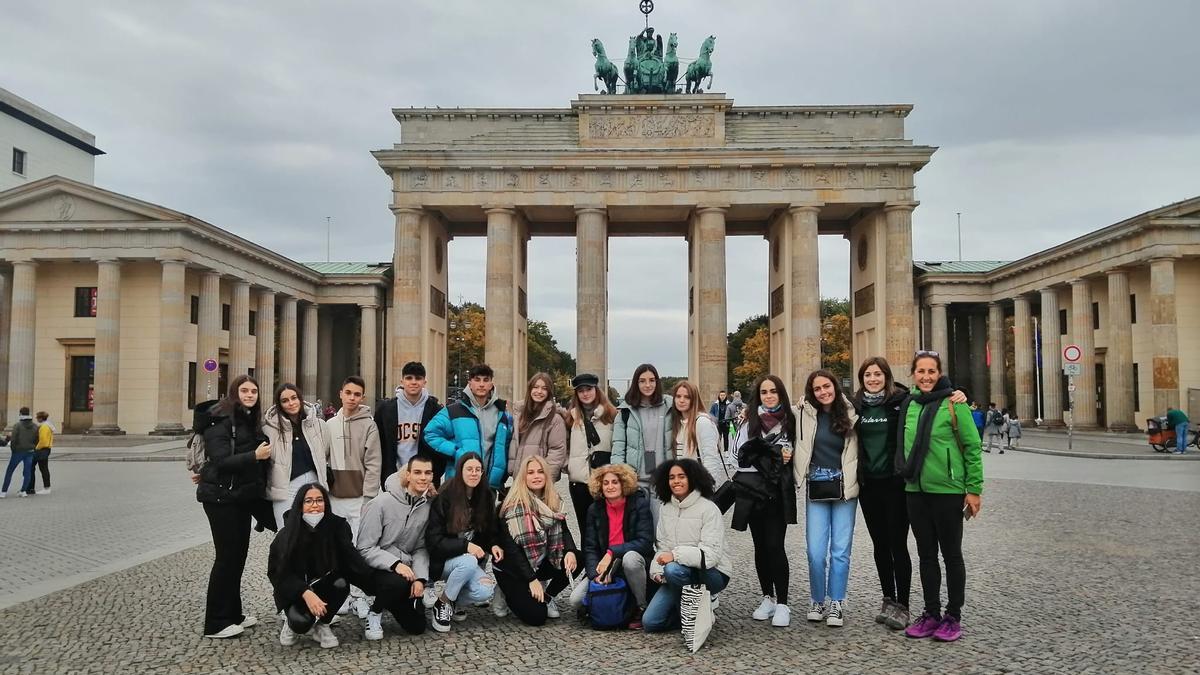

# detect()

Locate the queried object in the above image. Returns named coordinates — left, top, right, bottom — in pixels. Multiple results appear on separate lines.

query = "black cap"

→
left=571, top=373, right=600, bottom=389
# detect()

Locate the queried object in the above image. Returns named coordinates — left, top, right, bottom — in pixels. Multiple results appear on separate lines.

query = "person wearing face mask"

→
left=564, top=373, right=618, bottom=534
left=510, top=372, right=568, bottom=483
left=268, top=483, right=374, bottom=649
left=611, top=363, right=673, bottom=520
left=729, top=374, right=798, bottom=627
left=664, top=380, right=726, bottom=485
left=264, top=383, right=334, bottom=530
left=195, top=375, right=273, bottom=639
left=897, top=351, right=983, bottom=643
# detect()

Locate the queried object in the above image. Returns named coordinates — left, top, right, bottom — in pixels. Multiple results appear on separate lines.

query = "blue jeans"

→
left=1176, top=423, right=1190, bottom=453
left=2, top=451, right=34, bottom=493
left=642, top=561, right=729, bottom=632
left=441, top=553, right=494, bottom=604
left=805, top=497, right=858, bottom=603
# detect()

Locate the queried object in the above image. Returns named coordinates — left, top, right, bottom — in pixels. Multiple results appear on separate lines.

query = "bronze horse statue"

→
left=685, top=35, right=716, bottom=93
left=591, top=38, right=619, bottom=94
left=624, top=35, right=637, bottom=91
left=665, top=32, right=679, bottom=91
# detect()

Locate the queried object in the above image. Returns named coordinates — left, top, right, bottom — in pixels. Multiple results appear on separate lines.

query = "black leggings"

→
left=284, top=576, right=351, bottom=633
left=859, top=476, right=912, bottom=607
left=368, top=570, right=426, bottom=634
left=494, top=559, right=573, bottom=627
left=906, top=491, right=966, bottom=619
left=33, top=449, right=50, bottom=488
left=747, top=505, right=789, bottom=604
left=202, top=502, right=253, bottom=635
left=568, top=481, right=592, bottom=536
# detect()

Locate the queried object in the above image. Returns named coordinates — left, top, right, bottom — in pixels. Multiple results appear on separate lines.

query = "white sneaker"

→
left=0, top=492, right=6, bottom=498
left=364, top=611, right=383, bottom=641
left=545, top=598, right=561, bottom=619
left=492, top=588, right=509, bottom=618
left=423, top=587, right=438, bottom=609
left=336, top=597, right=352, bottom=615
left=17, top=491, right=27, bottom=498
left=239, top=615, right=258, bottom=628
left=771, top=604, right=791, bottom=627
left=278, top=618, right=298, bottom=646
left=352, top=596, right=372, bottom=620
left=752, top=595, right=776, bottom=621
left=311, top=622, right=339, bottom=648
left=826, top=600, right=845, bottom=627
left=204, top=623, right=244, bottom=639
left=38, top=487, right=50, bottom=495
left=806, top=601, right=826, bottom=622
left=452, top=606, right=468, bottom=622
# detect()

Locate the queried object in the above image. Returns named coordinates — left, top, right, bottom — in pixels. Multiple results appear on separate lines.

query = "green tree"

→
left=527, top=319, right=577, bottom=403
left=727, top=314, right=768, bottom=393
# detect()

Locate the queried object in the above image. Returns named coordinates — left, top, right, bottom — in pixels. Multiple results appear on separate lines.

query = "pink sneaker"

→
left=932, top=615, right=962, bottom=642
left=904, top=611, right=941, bottom=638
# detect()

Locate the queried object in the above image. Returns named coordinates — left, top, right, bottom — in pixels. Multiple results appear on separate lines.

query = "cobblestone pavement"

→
left=0, top=461, right=1197, bottom=674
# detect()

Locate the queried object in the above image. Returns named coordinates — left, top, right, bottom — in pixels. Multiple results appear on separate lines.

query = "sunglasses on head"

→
left=914, top=350, right=940, bottom=358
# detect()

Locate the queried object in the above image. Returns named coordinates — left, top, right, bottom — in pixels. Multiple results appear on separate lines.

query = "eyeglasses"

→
left=302, top=498, right=325, bottom=506
left=914, top=350, right=940, bottom=358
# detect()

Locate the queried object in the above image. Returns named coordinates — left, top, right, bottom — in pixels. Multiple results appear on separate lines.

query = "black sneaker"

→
left=432, top=599, right=452, bottom=633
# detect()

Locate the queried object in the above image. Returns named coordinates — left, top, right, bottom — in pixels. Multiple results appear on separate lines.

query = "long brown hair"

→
left=623, top=363, right=663, bottom=407
left=213, top=373, right=262, bottom=428
left=568, top=382, right=617, bottom=427
left=441, top=453, right=497, bottom=535
left=666, top=380, right=701, bottom=458
left=517, top=372, right=555, bottom=437
left=805, top=369, right=853, bottom=436
left=746, top=374, right=796, bottom=441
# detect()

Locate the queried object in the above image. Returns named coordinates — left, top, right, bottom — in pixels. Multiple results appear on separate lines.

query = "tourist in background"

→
left=31, top=411, right=53, bottom=494
left=729, top=374, right=797, bottom=627
left=510, top=372, right=568, bottom=483
left=611, top=363, right=673, bottom=519
left=1, top=406, right=37, bottom=498
left=1166, top=406, right=1190, bottom=454
left=664, top=380, right=726, bottom=483
left=376, top=361, right=446, bottom=486
left=265, top=383, right=333, bottom=530
left=564, top=373, right=617, bottom=533
left=898, top=351, right=984, bottom=643
left=1005, top=410, right=1021, bottom=450
left=708, top=390, right=730, bottom=454
left=983, top=402, right=1005, bottom=454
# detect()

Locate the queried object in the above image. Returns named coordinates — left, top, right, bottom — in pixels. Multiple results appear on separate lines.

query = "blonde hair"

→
left=586, top=463, right=638, bottom=500
left=502, top=454, right=563, bottom=513
left=667, top=380, right=701, bottom=458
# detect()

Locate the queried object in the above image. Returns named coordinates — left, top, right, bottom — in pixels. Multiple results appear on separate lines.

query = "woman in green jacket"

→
left=896, top=351, right=983, bottom=643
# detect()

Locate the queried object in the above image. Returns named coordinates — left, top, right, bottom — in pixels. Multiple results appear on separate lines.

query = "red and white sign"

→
left=1062, top=344, right=1082, bottom=363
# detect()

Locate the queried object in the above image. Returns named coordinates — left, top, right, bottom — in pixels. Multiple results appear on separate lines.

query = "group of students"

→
left=194, top=350, right=983, bottom=648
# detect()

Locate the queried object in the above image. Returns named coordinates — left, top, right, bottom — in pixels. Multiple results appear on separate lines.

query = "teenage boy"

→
left=2, top=407, right=38, bottom=498
left=423, top=364, right=513, bottom=491
left=355, top=453, right=436, bottom=639
left=375, top=362, right=445, bottom=485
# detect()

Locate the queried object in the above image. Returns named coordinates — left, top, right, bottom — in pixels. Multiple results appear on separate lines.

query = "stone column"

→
left=1069, top=279, right=1098, bottom=428
left=1104, top=269, right=1136, bottom=431
left=302, top=302, right=318, bottom=398
left=88, top=260, right=124, bottom=434
left=485, top=207, right=517, bottom=398
left=883, top=202, right=918, bottom=369
left=693, top=206, right=729, bottom=405
left=969, top=312, right=988, bottom=402
left=391, top=207, right=423, bottom=387
left=317, top=308, right=333, bottom=403
left=279, top=297, right=298, bottom=386
left=575, top=206, right=608, bottom=387
left=789, top=205, right=821, bottom=396
left=195, top=271, right=222, bottom=404
left=255, top=291, right=277, bottom=399
left=1039, top=287, right=1063, bottom=425
left=229, top=280, right=252, bottom=376
left=1013, top=295, right=1035, bottom=421
left=1150, top=257, right=1180, bottom=413
left=0, top=269, right=11, bottom=429
left=153, top=260, right=187, bottom=434
left=5, top=262, right=36, bottom=427
left=360, top=304, right=378, bottom=401
left=929, top=303, right=949, bottom=356
left=988, top=302, right=1007, bottom=410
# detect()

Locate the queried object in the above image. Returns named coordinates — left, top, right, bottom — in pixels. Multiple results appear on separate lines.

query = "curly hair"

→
left=586, top=463, right=638, bottom=500
left=652, top=458, right=715, bottom=504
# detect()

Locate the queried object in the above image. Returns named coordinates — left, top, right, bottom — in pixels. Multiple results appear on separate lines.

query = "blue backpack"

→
left=582, top=575, right=635, bottom=630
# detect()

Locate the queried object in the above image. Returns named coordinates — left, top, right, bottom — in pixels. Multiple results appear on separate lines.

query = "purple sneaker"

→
left=932, top=614, right=962, bottom=642
left=904, top=611, right=941, bottom=639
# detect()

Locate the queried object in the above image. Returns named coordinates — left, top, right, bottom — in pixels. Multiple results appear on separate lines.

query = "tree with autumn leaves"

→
left=446, top=302, right=576, bottom=401
left=726, top=298, right=852, bottom=395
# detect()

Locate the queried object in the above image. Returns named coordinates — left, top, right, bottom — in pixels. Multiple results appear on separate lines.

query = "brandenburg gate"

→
left=374, top=90, right=935, bottom=402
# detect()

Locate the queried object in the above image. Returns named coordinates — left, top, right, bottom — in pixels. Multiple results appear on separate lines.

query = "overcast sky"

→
left=4, top=1, right=1198, bottom=379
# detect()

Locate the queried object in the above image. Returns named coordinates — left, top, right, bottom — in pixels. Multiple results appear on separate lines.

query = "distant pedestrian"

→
left=983, top=402, right=1004, bottom=454
left=708, top=390, right=730, bottom=454
left=32, top=411, right=53, bottom=494
left=970, top=403, right=985, bottom=438
left=1005, top=413, right=1022, bottom=449
left=2, top=406, right=38, bottom=498
left=1166, top=407, right=1190, bottom=454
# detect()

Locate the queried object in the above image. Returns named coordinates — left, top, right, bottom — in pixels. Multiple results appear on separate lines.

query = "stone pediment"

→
left=0, top=176, right=184, bottom=224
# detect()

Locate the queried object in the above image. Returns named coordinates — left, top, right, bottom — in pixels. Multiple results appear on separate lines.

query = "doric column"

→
left=1039, top=287, right=1063, bottom=425
left=1013, top=295, right=1035, bottom=421
left=5, top=261, right=36, bottom=427
left=694, top=206, right=729, bottom=405
left=575, top=206, right=608, bottom=387
left=788, top=204, right=821, bottom=396
left=153, top=260, right=187, bottom=434
left=360, top=304, right=378, bottom=401
left=279, top=297, right=298, bottom=386
left=1150, top=257, right=1180, bottom=413
left=0, top=269, right=11, bottom=429
left=1104, top=269, right=1136, bottom=431
left=90, top=259, right=124, bottom=434
left=302, top=302, right=318, bottom=398
left=195, top=271, right=222, bottom=404
left=968, top=312, right=988, bottom=402
left=255, top=291, right=277, bottom=399
left=229, top=280, right=252, bottom=376
left=317, top=309, right=333, bottom=404
left=391, top=207, right=424, bottom=386
left=929, top=303, right=949, bottom=356
left=987, top=302, right=1007, bottom=410
left=883, top=202, right=918, bottom=369
left=1069, top=279, right=1097, bottom=428
left=485, top=207, right=517, bottom=397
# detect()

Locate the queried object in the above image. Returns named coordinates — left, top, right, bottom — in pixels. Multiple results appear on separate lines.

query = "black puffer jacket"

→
left=195, top=401, right=268, bottom=505
left=730, top=433, right=798, bottom=530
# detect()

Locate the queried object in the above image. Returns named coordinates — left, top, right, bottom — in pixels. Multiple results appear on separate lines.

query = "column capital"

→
left=359, top=302, right=379, bottom=310
left=1039, top=285, right=1059, bottom=295
left=95, top=258, right=122, bottom=266
left=483, top=206, right=517, bottom=216
left=155, top=256, right=187, bottom=266
left=574, top=205, right=607, bottom=216
left=390, top=206, right=425, bottom=216
left=696, top=204, right=730, bottom=215
left=787, top=203, right=823, bottom=215
left=883, top=200, right=920, bottom=212
left=987, top=300, right=1004, bottom=308
left=1148, top=254, right=1181, bottom=264
left=928, top=301, right=948, bottom=309
left=1068, top=277, right=1090, bottom=287
left=1104, top=267, right=1131, bottom=277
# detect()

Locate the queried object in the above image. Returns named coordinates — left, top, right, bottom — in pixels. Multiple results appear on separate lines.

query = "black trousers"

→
left=568, top=481, right=593, bottom=536
left=202, top=502, right=253, bottom=635
left=368, top=570, right=427, bottom=634
left=747, top=505, right=790, bottom=604
left=859, top=476, right=912, bottom=607
left=284, top=577, right=350, bottom=633
left=906, top=491, right=966, bottom=619
left=494, top=559, right=572, bottom=627
left=33, top=449, right=50, bottom=488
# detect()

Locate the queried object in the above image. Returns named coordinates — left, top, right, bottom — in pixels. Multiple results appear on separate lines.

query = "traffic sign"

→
left=1063, top=363, right=1083, bottom=376
left=1063, top=344, right=1082, bottom=363
left=203, top=358, right=218, bottom=373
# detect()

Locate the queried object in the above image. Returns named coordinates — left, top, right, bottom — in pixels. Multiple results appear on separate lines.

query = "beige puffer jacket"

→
left=565, top=406, right=615, bottom=484
left=263, top=405, right=332, bottom=501
left=509, top=400, right=568, bottom=482
left=792, top=395, right=861, bottom=500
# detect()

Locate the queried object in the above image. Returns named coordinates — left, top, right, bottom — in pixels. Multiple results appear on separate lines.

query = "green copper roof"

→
left=913, top=260, right=1010, bottom=274
left=302, top=262, right=390, bottom=275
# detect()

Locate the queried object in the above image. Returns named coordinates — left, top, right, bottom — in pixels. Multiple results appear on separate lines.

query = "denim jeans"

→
left=642, top=561, right=729, bottom=632
left=805, top=497, right=858, bottom=603
left=1176, top=422, right=1190, bottom=453
left=2, top=450, right=35, bottom=494
left=441, top=553, right=494, bottom=605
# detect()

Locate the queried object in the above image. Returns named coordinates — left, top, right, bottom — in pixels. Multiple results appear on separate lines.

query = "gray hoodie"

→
left=356, top=472, right=432, bottom=580
left=395, top=388, right=431, bottom=469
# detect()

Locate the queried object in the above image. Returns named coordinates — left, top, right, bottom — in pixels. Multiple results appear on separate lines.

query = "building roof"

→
left=302, top=262, right=390, bottom=275
left=0, top=87, right=104, bottom=156
left=913, top=260, right=1010, bottom=274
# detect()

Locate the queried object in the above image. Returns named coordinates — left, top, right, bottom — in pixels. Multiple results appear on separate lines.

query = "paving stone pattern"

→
left=0, top=476, right=1197, bottom=673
